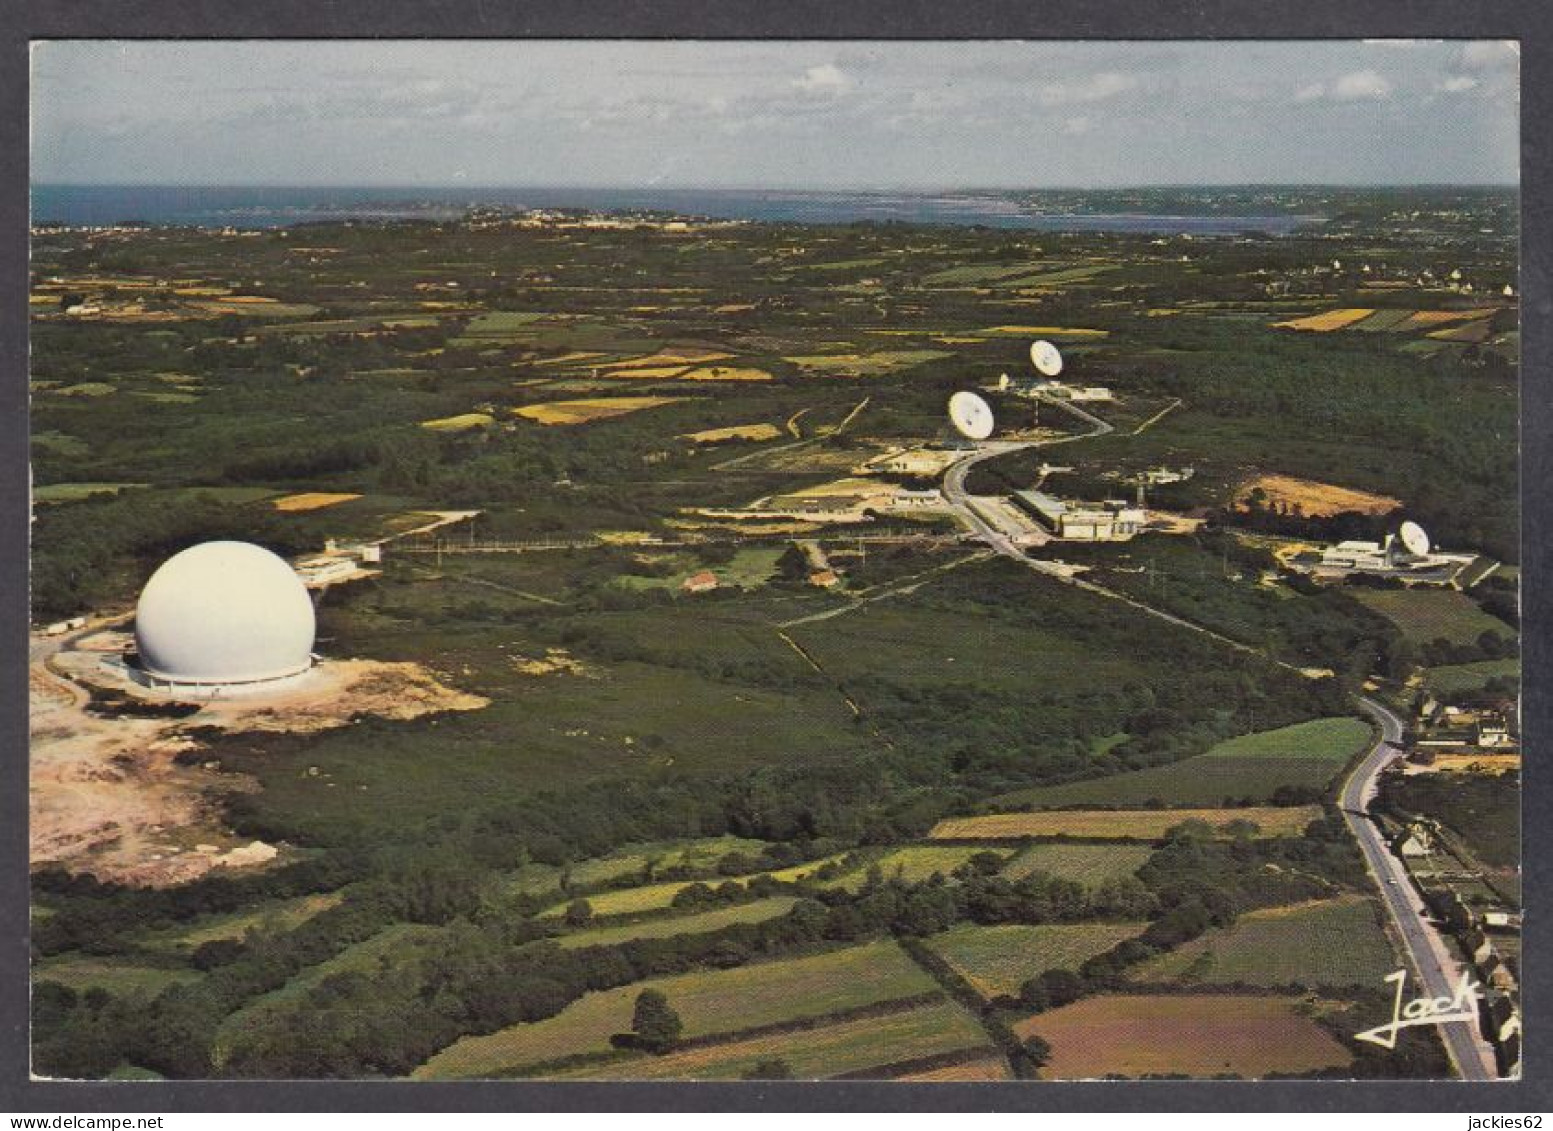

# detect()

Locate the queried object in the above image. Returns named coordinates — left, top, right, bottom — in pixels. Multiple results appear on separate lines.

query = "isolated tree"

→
left=631, top=989, right=683, bottom=1053
left=1022, top=1035, right=1053, bottom=1069
left=744, top=1058, right=793, bottom=1080
left=1035, top=968, right=1086, bottom=1008
left=563, top=898, right=593, bottom=928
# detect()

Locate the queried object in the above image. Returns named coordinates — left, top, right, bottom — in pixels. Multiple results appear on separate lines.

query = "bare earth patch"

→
left=510, top=648, right=597, bottom=678
left=1239, top=474, right=1401, bottom=518
left=32, top=637, right=486, bottom=886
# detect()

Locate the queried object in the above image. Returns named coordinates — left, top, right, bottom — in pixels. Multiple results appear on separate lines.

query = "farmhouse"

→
left=1393, top=823, right=1434, bottom=858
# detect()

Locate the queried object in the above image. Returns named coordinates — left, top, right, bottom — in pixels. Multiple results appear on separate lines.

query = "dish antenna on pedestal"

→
left=1398, top=521, right=1431, bottom=557
left=948, top=391, right=995, bottom=441
left=1030, top=339, right=1064, bottom=377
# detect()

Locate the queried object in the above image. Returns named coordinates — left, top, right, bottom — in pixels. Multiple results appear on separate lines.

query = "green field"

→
left=564, top=835, right=769, bottom=888
left=933, top=806, right=1323, bottom=841
left=133, top=892, right=345, bottom=955
left=920, top=262, right=1044, bottom=285
left=822, top=845, right=1011, bottom=891
left=787, top=595, right=1147, bottom=701
left=1349, top=588, right=1513, bottom=646
left=998, top=265, right=1118, bottom=288
left=925, top=922, right=1148, bottom=999
left=995, top=718, right=1372, bottom=808
left=414, top=939, right=938, bottom=1078
left=214, top=924, right=445, bottom=1067
left=32, top=481, right=146, bottom=504
left=33, top=955, right=203, bottom=998
left=783, top=349, right=952, bottom=377
left=539, top=853, right=851, bottom=918
left=1381, top=772, right=1519, bottom=869
left=555, top=897, right=801, bottom=949
left=550, top=999, right=992, bottom=1080
left=1130, top=896, right=1397, bottom=989
left=1000, top=843, right=1154, bottom=887
left=1423, top=658, right=1521, bottom=695
left=213, top=640, right=874, bottom=848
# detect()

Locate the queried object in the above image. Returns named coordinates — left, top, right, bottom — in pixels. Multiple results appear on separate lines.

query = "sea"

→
left=30, top=184, right=1319, bottom=236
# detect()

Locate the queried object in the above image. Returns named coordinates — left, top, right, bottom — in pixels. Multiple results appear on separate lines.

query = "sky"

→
left=30, top=40, right=1520, bottom=189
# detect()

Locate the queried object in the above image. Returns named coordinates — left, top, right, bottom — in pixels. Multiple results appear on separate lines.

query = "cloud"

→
left=1331, top=70, right=1393, bottom=101
left=1461, top=41, right=1519, bottom=71
left=1293, top=70, right=1392, bottom=104
left=792, top=63, right=853, bottom=95
left=1037, top=71, right=1137, bottom=107
left=29, top=41, right=1521, bottom=189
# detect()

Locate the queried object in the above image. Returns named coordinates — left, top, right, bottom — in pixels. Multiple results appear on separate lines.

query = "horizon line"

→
left=32, top=180, right=1521, bottom=192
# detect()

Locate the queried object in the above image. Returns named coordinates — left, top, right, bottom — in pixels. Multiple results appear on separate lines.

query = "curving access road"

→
left=1344, top=697, right=1500, bottom=1081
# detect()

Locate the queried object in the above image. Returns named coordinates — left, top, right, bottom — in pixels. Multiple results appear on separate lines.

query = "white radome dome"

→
left=134, top=541, right=315, bottom=685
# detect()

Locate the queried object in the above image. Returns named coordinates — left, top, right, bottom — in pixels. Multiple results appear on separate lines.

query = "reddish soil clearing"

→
left=1017, top=994, right=1352, bottom=1079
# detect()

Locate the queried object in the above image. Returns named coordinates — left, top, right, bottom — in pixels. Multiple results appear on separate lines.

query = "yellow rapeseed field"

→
left=420, top=413, right=495, bottom=432
left=976, top=326, right=1110, bottom=338
left=514, top=397, right=687, bottom=426
left=1272, top=308, right=1375, bottom=332
left=682, top=423, right=783, bottom=444
left=272, top=492, right=362, bottom=512
left=679, top=366, right=773, bottom=381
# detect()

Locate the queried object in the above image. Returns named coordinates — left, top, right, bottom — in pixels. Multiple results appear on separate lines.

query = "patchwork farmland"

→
left=414, top=940, right=940, bottom=1079
left=28, top=180, right=1514, bottom=1083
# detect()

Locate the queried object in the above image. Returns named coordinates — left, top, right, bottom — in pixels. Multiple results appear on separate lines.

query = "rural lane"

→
left=1344, top=697, right=1500, bottom=1081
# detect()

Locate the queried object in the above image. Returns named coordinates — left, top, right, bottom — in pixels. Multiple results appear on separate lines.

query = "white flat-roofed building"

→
left=1013, top=490, right=1145, bottom=542
left=1308, top=535, right=1478, bottom=584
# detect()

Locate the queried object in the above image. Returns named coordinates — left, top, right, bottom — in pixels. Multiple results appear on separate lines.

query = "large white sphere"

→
left=134, top=541, right=315, bottom=684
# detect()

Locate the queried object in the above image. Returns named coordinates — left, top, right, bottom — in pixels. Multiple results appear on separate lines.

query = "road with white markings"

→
left=1344, top=697, right=1500, bottom=1081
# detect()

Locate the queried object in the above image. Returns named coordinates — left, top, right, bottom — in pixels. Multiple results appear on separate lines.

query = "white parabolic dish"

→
left=948, top=391, right=995, bottom=441
left=1398, top=521, right=1431, bottom=557
left=1030, top=339, right=1064, bottom=377
left=134, top=540, right=316, bottom=684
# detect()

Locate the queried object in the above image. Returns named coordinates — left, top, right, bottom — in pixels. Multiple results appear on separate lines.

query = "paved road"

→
left=1344, top=697, right=1500, bottom=1081
left=941, top=440, right=1040, bottom=555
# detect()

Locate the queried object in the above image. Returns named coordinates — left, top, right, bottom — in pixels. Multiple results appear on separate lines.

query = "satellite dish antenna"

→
left=1398, top=521, right=1430, bottom=557
left=1030, top=339, right=1064, bottom=377
left=947, top=391, right=995, bottom=441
